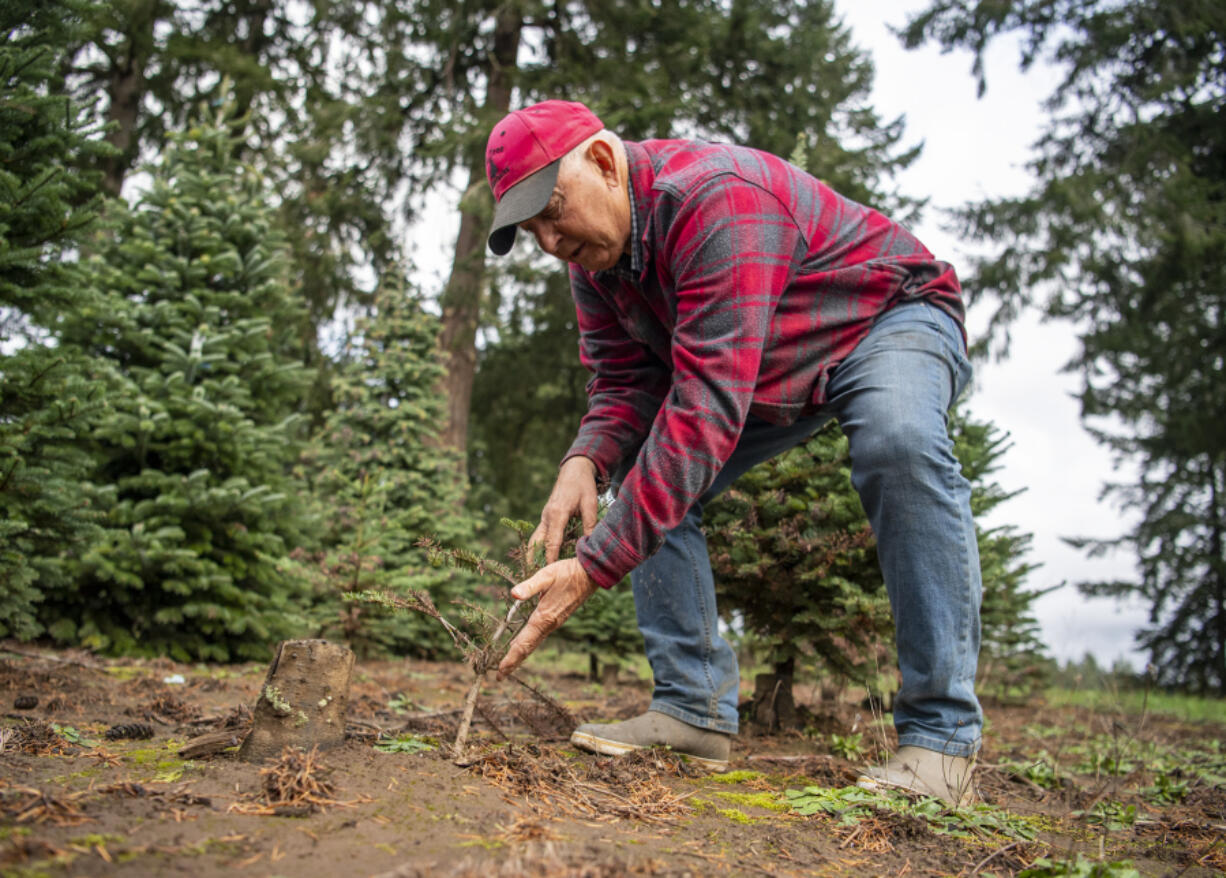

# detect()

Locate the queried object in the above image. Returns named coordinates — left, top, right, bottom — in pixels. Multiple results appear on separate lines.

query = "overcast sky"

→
left=833, top=0, right=1150, bottom=669
left=407, top=1, right=1154, bottom=670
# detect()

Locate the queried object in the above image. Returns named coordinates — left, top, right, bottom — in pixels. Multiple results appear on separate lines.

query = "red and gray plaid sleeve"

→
left=562, top=268, right=669, bottom=479
left=575, top=177, right=805, bottom=589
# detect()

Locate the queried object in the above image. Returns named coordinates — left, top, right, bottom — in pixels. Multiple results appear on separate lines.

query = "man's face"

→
left=518, top=147, right=630, bottom=272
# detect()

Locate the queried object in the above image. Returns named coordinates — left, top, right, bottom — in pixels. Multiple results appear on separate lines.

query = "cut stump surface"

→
left=238, top=639, right=354, bottom=763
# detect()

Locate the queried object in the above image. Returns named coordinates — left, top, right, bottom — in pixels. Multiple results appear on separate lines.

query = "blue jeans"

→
left=618, top=300, right=983, bottom=757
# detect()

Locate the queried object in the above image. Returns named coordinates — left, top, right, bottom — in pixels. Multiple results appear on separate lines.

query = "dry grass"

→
left=471, top=743, right=695, bottom=825
left=0, top=784, right=92, bottom=827
left=2, top=720, right=75, bottom=756
left=228, top=745, right=367, bottom=816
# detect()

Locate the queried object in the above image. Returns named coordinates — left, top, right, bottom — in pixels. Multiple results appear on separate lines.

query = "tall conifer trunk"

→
left=1211, top=458, right=1226, bottom=697
left=437, top=6, right=522, bottom=464
left=99, top=0, right=160, bottom=196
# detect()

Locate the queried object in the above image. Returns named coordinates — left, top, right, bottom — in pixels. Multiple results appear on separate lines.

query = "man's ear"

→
left=587, top=137, right=619, bottom=188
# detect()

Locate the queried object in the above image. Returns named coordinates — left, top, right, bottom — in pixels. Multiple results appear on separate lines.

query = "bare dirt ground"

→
left=1, top=644, right=1224, bottom=877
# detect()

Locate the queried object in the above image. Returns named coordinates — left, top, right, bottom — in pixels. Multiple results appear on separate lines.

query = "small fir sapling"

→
left=305, top=271, right=473, bottom=659
left=350, top=518, right=576, bottom=759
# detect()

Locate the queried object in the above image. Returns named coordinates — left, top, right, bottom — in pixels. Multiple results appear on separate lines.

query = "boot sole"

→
left=570, top=730, right=729, bottom=772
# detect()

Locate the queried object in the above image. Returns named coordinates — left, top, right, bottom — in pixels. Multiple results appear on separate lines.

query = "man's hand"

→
left=497, top=558, right=597, bottom=679
left=531, top=456, right=599, bottom=563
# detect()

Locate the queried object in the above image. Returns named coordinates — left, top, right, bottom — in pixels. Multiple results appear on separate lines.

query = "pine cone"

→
left=13, top=695, right=38, bottom=710
left=105, top=723, right=155, bottom=741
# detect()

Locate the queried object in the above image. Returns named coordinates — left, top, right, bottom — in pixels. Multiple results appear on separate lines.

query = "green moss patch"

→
left=713, top=791, right=790, bottom=813
left=706, top=769, right=765, bottom=785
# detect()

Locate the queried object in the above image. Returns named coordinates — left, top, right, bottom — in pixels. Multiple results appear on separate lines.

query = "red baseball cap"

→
left=485, top=100, right=604, bottom=255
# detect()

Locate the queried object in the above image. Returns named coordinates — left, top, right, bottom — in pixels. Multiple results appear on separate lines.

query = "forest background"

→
left=3, top=0, right=1222, bottom=700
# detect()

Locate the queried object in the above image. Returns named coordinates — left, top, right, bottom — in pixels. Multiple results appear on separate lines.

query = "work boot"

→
left=856, top=745, right=975, bottom=808
left=570, top=710, right=731, bottom=771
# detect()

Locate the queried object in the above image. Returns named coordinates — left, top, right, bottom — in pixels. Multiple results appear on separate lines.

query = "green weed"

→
left=906, top=798, right=1038, bottom=841
left=374, top=734, right=437, bottom=754
left=1068, top=736, right=1138, bottom=777
left=1002, top=751, right=1063, bottom=789
left=386, top=693, right=421, bottom=715
left=1018, top=854, right=1141, bottom=877
left=829, top=732, right=867, bottom=761
left=1141, top=772, right=1188, bottom=804
left=1075, top=801, right=1138, bottom=831
left=783, top=785, right=881, bottom=825
left=781, top=785, right=1037, bottom=841
left=51, top=723, right=98, bottom=748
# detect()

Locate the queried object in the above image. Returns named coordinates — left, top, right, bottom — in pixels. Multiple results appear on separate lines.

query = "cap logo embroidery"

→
left=487, top=143, right=508, bottom=188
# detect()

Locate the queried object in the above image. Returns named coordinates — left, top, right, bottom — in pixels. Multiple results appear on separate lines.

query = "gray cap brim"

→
left=487, top=160, right=561, bottom=255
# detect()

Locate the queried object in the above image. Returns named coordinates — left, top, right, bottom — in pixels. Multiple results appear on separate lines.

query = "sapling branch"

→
left=351, top=518, right=581, bottom=762
left=452, top=597, right=523, bottom=757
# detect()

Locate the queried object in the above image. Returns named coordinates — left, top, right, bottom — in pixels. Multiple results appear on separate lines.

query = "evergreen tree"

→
left=0, top=0, right=110, bottom=638
left=468, top=269, right=589, bottom=545
left=952, top=411, right=1052, bottom=699
left=46, top=97, right=314, bottom=661
left=307, top=273, right=474, bottom=658
left=705, top=424, right=890, bottom=720
left=903, top=0, right=1226, bottom=693
left=706, top=410, right=1049, bottom=722
left=54, top=0, right=436, bottom=424
left=553, top=583, right=643, bottom=683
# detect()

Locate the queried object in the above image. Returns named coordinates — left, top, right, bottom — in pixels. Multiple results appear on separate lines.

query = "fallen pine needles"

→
left=0, top=784, right=92, bottom=826
left=227, top=746, right=367, bottom=816
left=470, top=744, right=694, bottom=825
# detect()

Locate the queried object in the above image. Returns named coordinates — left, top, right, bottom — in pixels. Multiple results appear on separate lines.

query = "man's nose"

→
left=534, top=226, right=562, bottom=257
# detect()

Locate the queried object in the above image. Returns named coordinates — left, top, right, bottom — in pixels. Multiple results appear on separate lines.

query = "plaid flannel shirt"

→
left=565, top=139, right=965, bottom=589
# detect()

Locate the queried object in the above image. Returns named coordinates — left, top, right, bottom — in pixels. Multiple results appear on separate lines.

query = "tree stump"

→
left=750, top=659, right=799, bottom=732
left=599, top=661, right=620, bottom=686
left=238, top=639, right=354, bottom=763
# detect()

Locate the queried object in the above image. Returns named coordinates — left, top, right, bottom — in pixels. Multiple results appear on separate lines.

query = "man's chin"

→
left=577, top=251, right=618, bottom=272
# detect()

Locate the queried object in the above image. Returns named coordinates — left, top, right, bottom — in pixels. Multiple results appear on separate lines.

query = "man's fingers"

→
left=511, top=567, right=552, bottom=601
left=528, top=520, right=562, bottom=564
left=580, top=493, right=598, bottom=536
left=497, top=614, right=555, bottom=679
left=497, top=629, right=537, bottom=679
left=543, top=521, right=566, bottom=563
left=498, top=559, right=596, bottom=680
